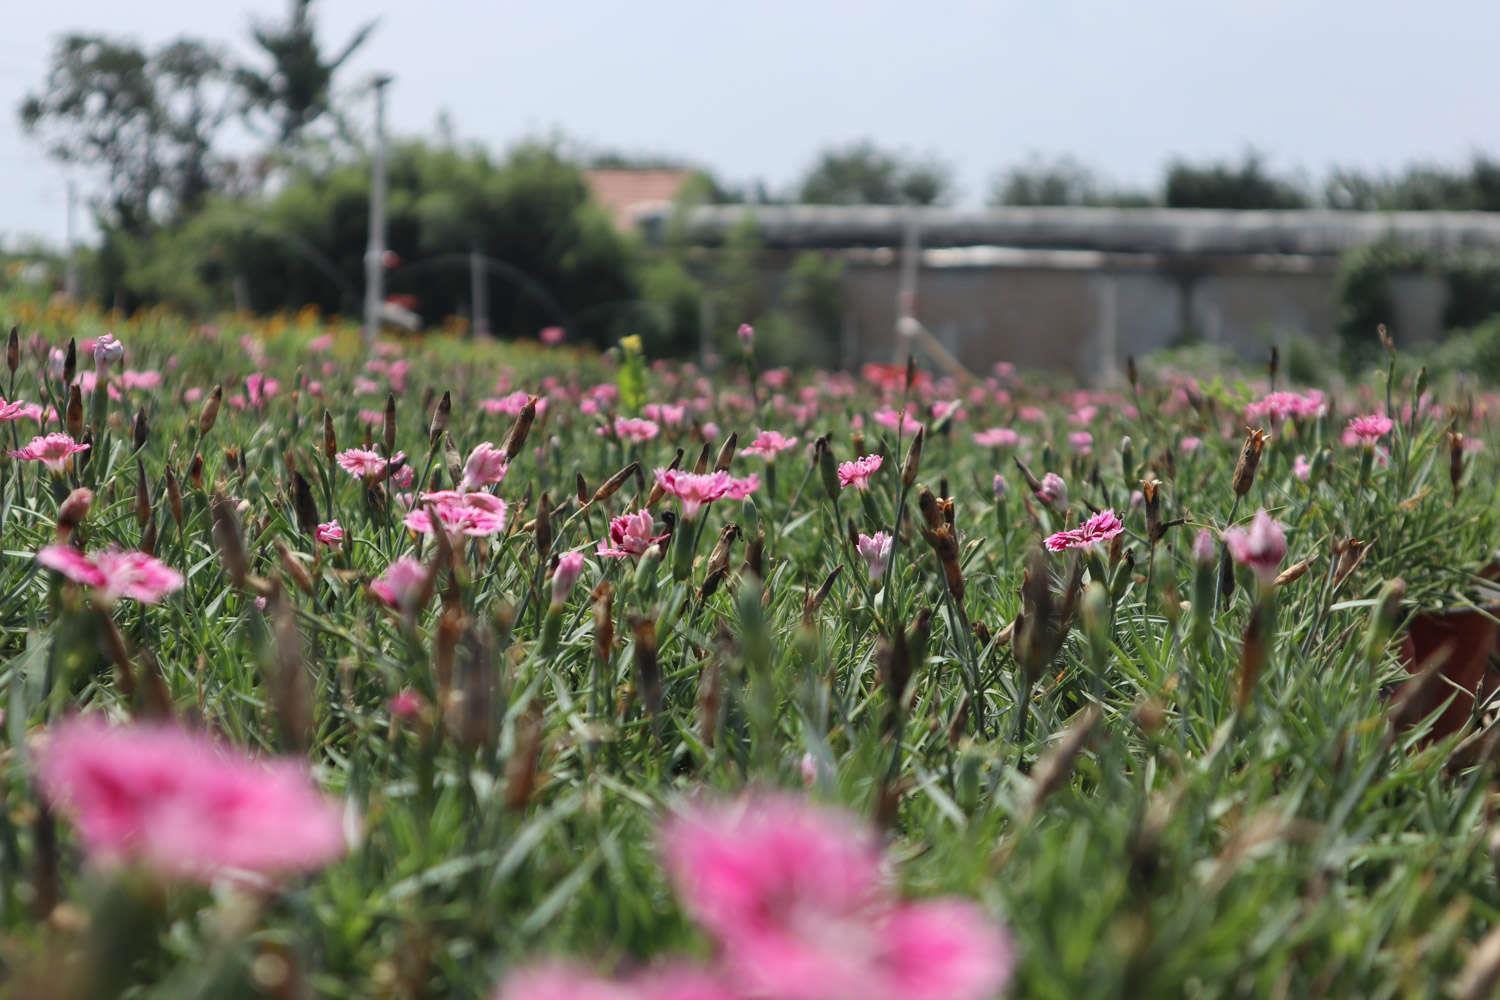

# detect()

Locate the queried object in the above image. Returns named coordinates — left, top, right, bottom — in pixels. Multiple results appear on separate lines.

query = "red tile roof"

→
left=584, top=169, right=693, bottom=229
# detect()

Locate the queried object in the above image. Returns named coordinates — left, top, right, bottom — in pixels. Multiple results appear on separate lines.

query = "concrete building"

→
left=637, top=205, right=1500, bottom=378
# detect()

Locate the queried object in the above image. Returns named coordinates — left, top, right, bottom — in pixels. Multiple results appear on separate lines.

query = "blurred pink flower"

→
left=745, top=430, right=799, bottom=460
left=495, top=962, right=735, bottom=1000
left=1067, top=431, right=1093, bottom=455
left=11, top=432, right=88, bottom=474
left=608, top=417, right=660, bottom=444
left=404, top=491, right=508, bottom=539
left=371, top=556, right=429, bottom=610
left=1224, top=510, right=1287, bottom=585
left=315, top=520, right=344, bottom=548
left=838, top=454, right=883, bottom=491
left=1293, top=454, right=1312, bottom=481
left=597, top=511, right=668, bottom=558
left=35, top=716, right=347, bottom=882
left=872, top=406, right=923, bottom=435
left=37, top=545, right=183, bottom=605
left=661, top=792, right=1012, bottom=1000
left=972, top=427, right=1019, bottom=448
left=1035, top=472, right=1067, bottom=510
left=1180, top=436, right=1202, bottom=453
left=1247, top=390, right=1326, bottom=424
left=539, top=326, right=566, bottom=346
left=389, top=688, right=426, bottom=722
left=644, top=403, right=688, bottom=427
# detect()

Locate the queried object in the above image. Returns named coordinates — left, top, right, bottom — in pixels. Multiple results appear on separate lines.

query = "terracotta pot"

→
left=1395, top=604, right=1500, bottom=741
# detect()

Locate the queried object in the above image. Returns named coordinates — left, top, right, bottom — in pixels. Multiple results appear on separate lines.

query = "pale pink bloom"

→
left=597, top=511, right=668, bottom=558
left=972, top=427, right=1019, bottom=448
left=1069, top=404, right=1098, bottom=426
left=307, top=333, right=336, bottom=353
left=992, top=474, right=1007, bottom=499
left=872, top=406, right=923, bottom=435
left=482, top=391, right=543, bottom=417
left=1018, top=405, right=1046, bottom=423
left=182, top=387, right=204, bottom=404
left=722, top=474, right=760, bottom=500
left=857, top=531, right=894, bottom=580
left=1180, top=436, right=1202, bottom=453
left=335, top=448, right=392, bottom=481
left=371, top=556, right=429, bottom=610
left=737, top=323, right=755, bottom=348
left=744, top=429, right=799, bottom=459
left=655, top=469, right=733, bottom=519
left=660, top=792, right=1012, bottom=1000
left=837, top=454, right=884, bottom=491
left=1293, top=454, right=1312, bottom=481
left=1129, top=490, right=1144, bottom=510
left=1068, top=431, right=1094, bottom=455
left=539, top=326, right=566, bottom=346
left=1343, top=413, right=1394, bottom=447
left=1035, top=472, right=1068, bottom=510
left=47, top=347, right=66, bottom=379
left=35, top=716, right=347, bottom=882
left=1044, top=509, right=1124, bottom=552
left=354, top=376, right=381, bottom=396
left=92, top=333, right=124, bottom=367
left=1224, top=510, right=1287, bottom=585
left=245, top=373, right=280, bottom=407
left=608, top=416, right=660, bottom=444
left=37, top=546, right=183, bottom=605
left=800, top=752, right=818, bottom=787
left=315, top=520, right=344, bottom=548
left=358, top=409, right=384, bottom=426
left=11, top=432, right=88, bottom=474
left=118, top=370, right=161, bottom=391
left=551, top=551, right=586, bottom=604
left=462, top=442, right=510, bottom=490
left=1192, top=528, right=1216, bottom=566
left=701, top=421, right=721, bottom=442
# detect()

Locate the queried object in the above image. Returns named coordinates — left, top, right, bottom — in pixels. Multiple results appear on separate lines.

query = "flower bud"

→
left=550, top=550, right=585, bottom=606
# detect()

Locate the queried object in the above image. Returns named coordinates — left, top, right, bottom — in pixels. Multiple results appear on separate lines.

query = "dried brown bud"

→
left=1449, top=431, right=1466, bottom=499
left=630, top=615, right=662, bottom=717
left=591, top=581, right=614, bottom=668
left=429, top=390, right=451, bottom=445
left=198, top=385, right=223, bottom=436
left=713, top=432, right=738, bottom=472
left=382, top=393, right=397, bottom=456
left=211, top=490, right=250, bottom=589
left=321, top=409, right=336, bottom=461
left=501, top=395, right=539, bottom=460
left=1232, top=427, right=1268, bottom=498
left=291, top=471, right=320, bottom=537
left=692, top=440, right=713, bottom=475
left=62, top=338, right=76, bottom=386
left=55, top=487, right=93, bottom=541
left=593, top=461, right=640, bottom=506
left=65, top=385, right=83, bottom=439
left=901, top=426, right=925, bottom=488
left=802, top=565, right=841, bottom=625
left=503, top=703, right=545, bottom=811
left=534, top=492, right=553, bottom=558
left=134, top=459, right=151, bottom=528
left=700, top=523, right=741, bottom=601
left=189, top=453, right=204, bottom=491
left=132, top=407, right=149, bottom=452
left=5, top=326, right=17, bottom=374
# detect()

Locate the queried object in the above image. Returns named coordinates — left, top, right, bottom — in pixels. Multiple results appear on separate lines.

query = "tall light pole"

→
left=362, top=73, right=394, bottom=351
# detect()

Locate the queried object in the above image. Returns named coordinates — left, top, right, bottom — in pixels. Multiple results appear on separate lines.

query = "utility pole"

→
left=470, top=248, right=490, bottom=337
left=362, top=74, right=394, bottom=351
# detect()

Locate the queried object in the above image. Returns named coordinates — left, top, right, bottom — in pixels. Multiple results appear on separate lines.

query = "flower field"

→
left=1, top=292, right=1498, bottom=998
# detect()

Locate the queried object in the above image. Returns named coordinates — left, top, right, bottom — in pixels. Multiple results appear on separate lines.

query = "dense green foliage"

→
left=0, top=291, right=1497, bottom=996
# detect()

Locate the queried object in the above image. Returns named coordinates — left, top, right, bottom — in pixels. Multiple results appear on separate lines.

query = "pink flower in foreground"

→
left=371, top=556, right=429, bottom=610
left=1224, top=510, right=1287, bottom=586
left=35, top=716, right=347, bottom=882
left=11, top=432, right=88, bottom=474
left=661, top=793, right=1012, bottom=1000
left=838, top=454, right=884, bottom=491
left=857, top=531, right=894, bottom=580
left=1044, top=509, right=1124, bottom=552
left=335, top=448, right=393, bottom=481
left=37, top=546, right=183, bottom=605
left=597, top=511, right=668, bottom=558
left=462, top=441, right=510, bottom=490
left=744, top=429, right=799, bottom=459
left=1343, top=413, right=1394, bottom=447
left=972, top=427, right=1019, bottom=448
left=315, top=520, right=344, bottom=548
left=0, top=399, right=36, bottom=422
left=655, top=469, right=732, bottom=519
left=495, top=962, right=736, bottom=1000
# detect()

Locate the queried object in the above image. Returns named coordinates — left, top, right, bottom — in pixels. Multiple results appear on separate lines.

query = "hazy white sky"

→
left=4, top=0, right=1498, bottom=245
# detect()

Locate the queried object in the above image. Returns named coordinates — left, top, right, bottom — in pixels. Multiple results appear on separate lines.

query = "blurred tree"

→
left=234, top=0, right=377, bottom=148
left=798, top=140, right=954, bottom=206
left=989, top=155, right=1155, bottom=207
left=1324, top=156, right=1500, bottom=212
left=19, top=34, right=234, bottom=236
left=1164, top=152, right=1308, bottom=209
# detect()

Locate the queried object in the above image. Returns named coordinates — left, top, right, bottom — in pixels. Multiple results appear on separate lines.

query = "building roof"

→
left=638, top=204, right=1500, bottom=257
left=584, top=169, right=693, bottom=229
